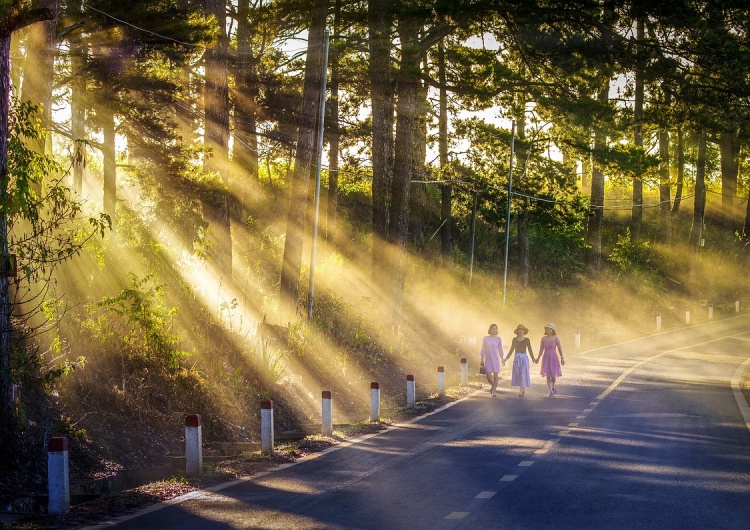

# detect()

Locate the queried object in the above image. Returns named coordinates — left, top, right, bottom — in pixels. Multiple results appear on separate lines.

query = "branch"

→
left=0, top=7, right=54, bottom=37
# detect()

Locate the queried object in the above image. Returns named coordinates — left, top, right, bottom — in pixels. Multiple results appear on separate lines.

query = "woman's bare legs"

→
left=491, top=373, right=499, bottom=396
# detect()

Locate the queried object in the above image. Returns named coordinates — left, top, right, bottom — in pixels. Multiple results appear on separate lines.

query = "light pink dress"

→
left=480, top=335, right=503, bottom=373
left=539, top=336, right=563, bottom=377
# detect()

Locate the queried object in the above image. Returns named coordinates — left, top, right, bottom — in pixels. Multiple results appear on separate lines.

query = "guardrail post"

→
left=460, top=358, right=468, bottom=386
left=261, top=400, right=274, bottom=454
left=737, top=300, right=740, bottom=313
left=185, top=414, right=203, bottom=477
left=708, top=305, right=713, bottom=320
left=656, top=314, right=662, bottom=330
left=686, top=310, right=691, bottom=325
left=48, top=437, right=70, bottom=515
left=406, top=375, right=415, bottom=409
left=437, top=366, right=445, bottom=396
left=370, top=382, right=380, bottom=422
left=321, top=391, right=333, bottom=437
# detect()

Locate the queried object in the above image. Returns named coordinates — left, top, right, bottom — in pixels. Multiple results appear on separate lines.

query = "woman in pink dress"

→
left=538, top=323, right=565, bottom=396
left=480, top=324, right=505, bottom=397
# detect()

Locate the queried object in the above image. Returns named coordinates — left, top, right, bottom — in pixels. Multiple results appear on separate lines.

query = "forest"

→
left=1, top=0, right=749, bottom=497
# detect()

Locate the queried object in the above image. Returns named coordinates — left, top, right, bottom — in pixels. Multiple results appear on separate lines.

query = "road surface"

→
left=87, top=315, right=750, bottom=529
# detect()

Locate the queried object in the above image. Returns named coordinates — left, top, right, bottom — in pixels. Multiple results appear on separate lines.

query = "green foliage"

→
left=608, top=228, right=656, bottom=278
left=95, top=274, right=189, bottom=372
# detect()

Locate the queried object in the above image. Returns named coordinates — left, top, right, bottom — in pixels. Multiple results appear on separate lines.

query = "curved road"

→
left=86, top=315, right=750, bottom=529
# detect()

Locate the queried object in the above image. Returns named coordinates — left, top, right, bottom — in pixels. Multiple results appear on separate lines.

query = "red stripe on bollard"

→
left=48, top=437, right=68, bottom=452
left=406, top=375, right=414, bottom=381
left=371, top=382, right=380, bottom=389
left=261, top=400, right=274, bottom=409
left=184, top=414, right=201, bottom=427
left=438, top=366, right=445, bottom=372
left=322, top=390, right=332, bottom=399
left=460, top=357, right=467, bottom=364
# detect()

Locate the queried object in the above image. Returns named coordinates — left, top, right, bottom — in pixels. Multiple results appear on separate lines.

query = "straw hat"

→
left=544, top=323, right=556, bottom=333
left=514, top=324, right=529, bottom=334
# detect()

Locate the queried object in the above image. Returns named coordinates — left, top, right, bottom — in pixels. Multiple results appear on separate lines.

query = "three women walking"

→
left=480, top=322, right=564, bottom=397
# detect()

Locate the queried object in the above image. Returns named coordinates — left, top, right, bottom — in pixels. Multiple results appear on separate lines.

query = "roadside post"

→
left=47, top=437, right=70, bottom=515
left=460, top=358, right=468, bottom=386
left=437, top=366, right=445, bottom=396
left=574, top=331, right=581, bottom=350
left=686, top=310, right=691, bottom=325
left=321, top=391, right=333, bottom=437
left=261, top=400, right=274, bottom=454
left=370, top=382, right=380, bottom=422
left=656, top=314, right=662, bottom=331
left=184, top=414, right=203, bottom=477
left=709, top=305, right=713, bottom=320
left=406, top=375, right=415, bottom=409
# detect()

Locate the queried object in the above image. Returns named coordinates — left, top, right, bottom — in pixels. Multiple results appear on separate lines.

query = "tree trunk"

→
left=326, top=0, right=341, bottom=242
left=631, top=20, right=644, bottom=241
left=658, top=125, right=671, bottom=242
left=438, top=41, right=452, bottom=264
left=689, top=130, right=707, bottom=278
left=203, top=0, right=232, bottom=279
left=102, top=106, right=116, bottom=221
left=368, top=0, right=394, bottom=278
left=279, top=0, right=328, bottom=320
left=672, top=126, right=684, bottom=215
left=71, top=41, right=87, bottom=195
left=584, top=84, right=608, bottom=277
left=720, top=128, right=739, bottom=228
left=19, top=0, right=56, bottom=158
left=235, top=0, right=260, bottom=209
left=0, top=3, right=56, bottom=421
left=0, top=34, right=12, bottom=419
left=388, top=14, right=419, bottom=329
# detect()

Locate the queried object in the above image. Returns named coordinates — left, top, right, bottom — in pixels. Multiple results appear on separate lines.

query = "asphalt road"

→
left=88, top=315, right=750, bottom=530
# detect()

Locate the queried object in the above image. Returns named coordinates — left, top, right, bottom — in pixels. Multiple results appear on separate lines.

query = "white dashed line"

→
left=499, top=475, right=518, bottom=482
left=476, top=491, right=497, bottom=499
left=445, top=512, right=470, bottom=519
left=518, top=460, right=534, bottom=467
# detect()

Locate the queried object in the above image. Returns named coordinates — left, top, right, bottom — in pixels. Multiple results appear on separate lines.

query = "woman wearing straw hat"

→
left=538, top=323, right=565, bottom=396
left=480, top=323, right=505, bottom=397
left=503, top=324, right=534, bottom=397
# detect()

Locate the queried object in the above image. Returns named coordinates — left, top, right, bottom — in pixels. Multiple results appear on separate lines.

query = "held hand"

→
left=561, top=358, right=565, bottom=366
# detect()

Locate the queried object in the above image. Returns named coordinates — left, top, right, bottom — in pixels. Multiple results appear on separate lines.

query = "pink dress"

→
left=480, top=335, right=503, bottom=373
left=539, top=336, right=563, bottom=377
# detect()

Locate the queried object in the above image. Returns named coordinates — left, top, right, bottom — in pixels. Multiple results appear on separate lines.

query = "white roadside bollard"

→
left=437, top=366, right=445, bottom=396
left=686, top=310, right=691, bottom=325
left=370, top=382, right=380, bottom=422
left=47, top=436, right=70, bottom=515
left=656, top=314, right=662, bottom=331
left=460, top=358, right=468, bottom=386
left=574, top=331, right=581, bottom=350
left=406, top=375, right=415, bottom=409
left=321, top=391, right=333, bottom=437
left=709, top=305, right=713, bottom=320
left=261, top=400, right=274, bottom=454
left=184, top=414, right=202, bottom=477
left=737, top=300, right=740, bottom=313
